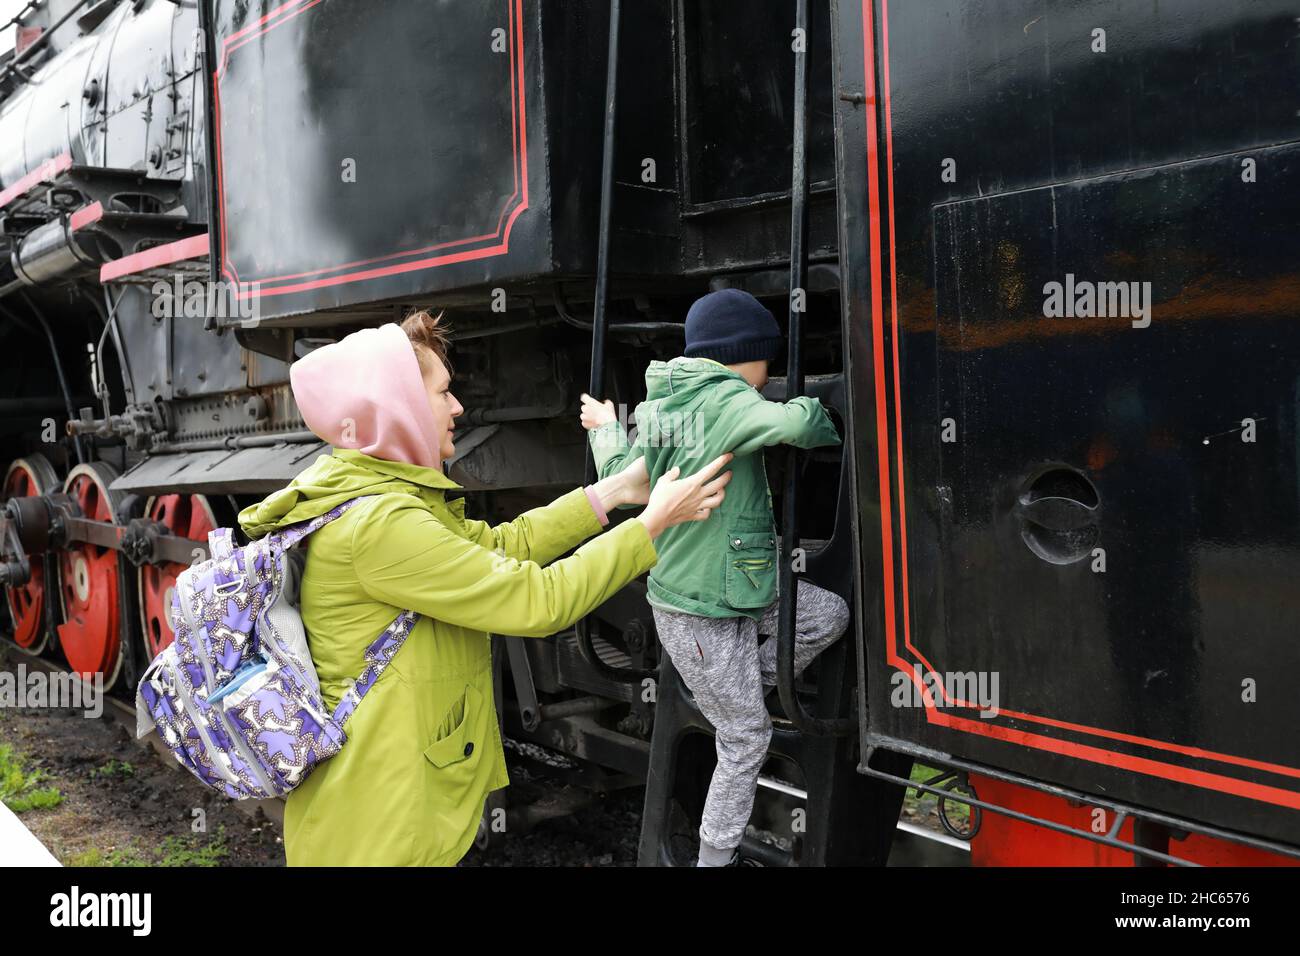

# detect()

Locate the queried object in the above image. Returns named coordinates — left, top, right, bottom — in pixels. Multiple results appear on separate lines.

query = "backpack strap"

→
left=207, top=527, right=236, bottom=561
left=276, top=495, right=377, bottom=550
left=264, top=493, right=420, bottom=727
left=331, top=607, right=420, bottom=727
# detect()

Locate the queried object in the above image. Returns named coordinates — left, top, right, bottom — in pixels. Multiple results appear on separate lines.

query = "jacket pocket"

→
left=724, top=529, right=778, bottom=609
left=423, top=683, right=491, bottom=809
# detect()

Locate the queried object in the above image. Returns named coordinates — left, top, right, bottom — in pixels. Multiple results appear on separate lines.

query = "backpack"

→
left=134, top=495, right=417, bottom=799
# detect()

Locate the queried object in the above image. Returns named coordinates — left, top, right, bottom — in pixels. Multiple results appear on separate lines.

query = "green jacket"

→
left=237, top=448, right=657, bottom=866
left=589, top=356, right=839, bottom=621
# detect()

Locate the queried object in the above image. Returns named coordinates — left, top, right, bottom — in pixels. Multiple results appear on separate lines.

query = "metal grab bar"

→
left=777, top=0, right=854, bottom=736
left=579, top=0, right=653, bottom=683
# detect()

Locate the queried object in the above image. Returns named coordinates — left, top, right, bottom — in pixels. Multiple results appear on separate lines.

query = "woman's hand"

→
left=636, top=453, right=733, bottom=539
left=590, top=457, right=651, bottom=512
left=580, top=393, right=617, bottom=431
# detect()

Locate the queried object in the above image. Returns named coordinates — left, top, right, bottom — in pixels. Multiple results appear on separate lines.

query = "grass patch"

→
left=156, top=830, right=230, bottom=866
left=0, top=742, right=64, bottom=813
left=905, top=763, right=972, bottom=830
left=69, top=828, right=230, bottom=868
left=90, top=758, right=136, bottom=780
left=67, top=845, right=151, bottom=867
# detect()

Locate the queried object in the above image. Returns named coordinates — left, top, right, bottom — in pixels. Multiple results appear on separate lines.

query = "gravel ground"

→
left=461, top=784, right=645, bottom=867
left=0, top=643, right=650, bottom=866
left=0, top=698, right=654, bottom=867
left=0, top=699, right=285, bottom=866
left=1, top=645, right=946, bottom=867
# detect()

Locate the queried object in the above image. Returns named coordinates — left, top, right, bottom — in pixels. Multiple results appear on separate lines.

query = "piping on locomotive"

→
left=1, top=0, right=1298, bottom=867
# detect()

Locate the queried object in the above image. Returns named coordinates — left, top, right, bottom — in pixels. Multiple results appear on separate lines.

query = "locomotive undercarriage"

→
left=0, top=263, right=872, bottom=863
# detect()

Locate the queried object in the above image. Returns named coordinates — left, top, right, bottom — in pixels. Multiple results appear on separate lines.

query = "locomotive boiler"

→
left=1, top=0, right=1297, bottom=867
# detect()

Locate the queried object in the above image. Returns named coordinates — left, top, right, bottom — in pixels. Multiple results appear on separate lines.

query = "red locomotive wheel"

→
left=2, top=455, right=60, bottom=652
left=137, top=494, right=220, bottom=660
left=56, top=462, right=127, bottom=689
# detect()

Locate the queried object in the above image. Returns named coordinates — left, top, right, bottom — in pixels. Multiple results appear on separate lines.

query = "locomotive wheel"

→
left=2, top=455, right=61, bottom=653
left=56, top=461, right=130, bottom=690
left=136, top=493, right=231, bottom=660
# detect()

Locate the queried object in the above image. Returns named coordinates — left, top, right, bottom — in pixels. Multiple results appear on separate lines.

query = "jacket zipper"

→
left=733, top=557, right=773, bottom=588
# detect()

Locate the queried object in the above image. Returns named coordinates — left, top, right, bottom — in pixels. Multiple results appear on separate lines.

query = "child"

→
left=580, top=288, right=849, bottom=867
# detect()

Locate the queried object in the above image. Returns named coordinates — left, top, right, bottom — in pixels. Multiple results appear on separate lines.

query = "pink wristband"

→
left=583, top=485, right=610, bottom=526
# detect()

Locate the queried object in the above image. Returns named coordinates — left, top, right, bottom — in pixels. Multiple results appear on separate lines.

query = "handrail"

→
left=0, top=0, right=94, bottom=88
left=776, top=0, right=854, bottom=736
left=578, top=0, right=653, bottom=683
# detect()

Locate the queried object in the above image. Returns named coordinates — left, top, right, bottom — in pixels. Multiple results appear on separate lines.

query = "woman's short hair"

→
left=400, top=310, right=453, bottom=379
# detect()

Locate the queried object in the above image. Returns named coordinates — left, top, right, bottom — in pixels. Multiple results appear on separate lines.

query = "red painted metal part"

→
left=55, top=469, right=121, bottom=683
left=2, top=461, right=49, bottom=650
left=138, top=494, right=216, bottom=659
left=0, top=152, right=71, bottom=210
left=967, top=773, right=1300, bottom=867
left=100, top=232, right=209, bottom=283
left=68, top=200, right=103, bottom=232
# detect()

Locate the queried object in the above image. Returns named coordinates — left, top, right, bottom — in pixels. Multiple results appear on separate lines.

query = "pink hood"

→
left=290, top=323, right=441, bottom=469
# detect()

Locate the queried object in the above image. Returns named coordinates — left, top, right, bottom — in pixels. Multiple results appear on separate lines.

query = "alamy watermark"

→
left=1042, top=273, right=1151, bottom=328
left=151, top=275, right=261, bottom=327
left=50, top=886, right=150, bottom=936
left=590, top=403, right=701, bottom=450
left=0, top=664, right=103, bottom=718
left=890, top=664, right=1000, bottom=718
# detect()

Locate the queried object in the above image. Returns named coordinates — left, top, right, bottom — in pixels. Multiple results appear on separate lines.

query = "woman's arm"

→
left=460, top=466, right=642, bottom=565
left=461, top=488, right=603, bottom=566
left=353, top=496, right=657, bottom=637
left=352, top=453, right=731, bottom=638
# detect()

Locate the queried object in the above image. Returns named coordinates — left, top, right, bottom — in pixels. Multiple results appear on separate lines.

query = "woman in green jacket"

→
left=237, top=312, right=732, bottom=866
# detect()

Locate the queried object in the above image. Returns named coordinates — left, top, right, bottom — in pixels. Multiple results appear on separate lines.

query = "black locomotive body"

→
left=1, top=0, right=1296, bottom=866
left=835, top=0, right=1300, bottom=863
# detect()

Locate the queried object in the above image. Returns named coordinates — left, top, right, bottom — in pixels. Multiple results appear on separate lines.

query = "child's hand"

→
left=580, top=393, right=617, bottom=431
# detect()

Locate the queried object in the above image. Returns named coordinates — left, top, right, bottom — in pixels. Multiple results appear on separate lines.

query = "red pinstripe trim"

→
left=930, top=709, right=1300, bottom=811
left=864, top=0, right=1300, bottom=805
left=218, top=0, right=320, bottom=73
left=213, top=0, right=529, bottom=298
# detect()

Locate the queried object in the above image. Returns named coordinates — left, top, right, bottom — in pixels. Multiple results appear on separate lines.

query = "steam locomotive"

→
left=1, top=0, right=1297, bottom=866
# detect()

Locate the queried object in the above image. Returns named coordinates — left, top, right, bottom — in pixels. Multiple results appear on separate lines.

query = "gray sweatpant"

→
left=650, top=579, right=850, bottom=865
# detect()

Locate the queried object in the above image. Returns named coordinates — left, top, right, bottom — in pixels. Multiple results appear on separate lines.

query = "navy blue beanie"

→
left=683, top=289, right=784, bottom=364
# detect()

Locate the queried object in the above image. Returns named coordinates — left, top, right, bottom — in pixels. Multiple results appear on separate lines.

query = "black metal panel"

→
left=679, top=0, right=835, bottom=207
left=835, top=0, right=1300, bottom=846
left=202, top=0, right=846, bottom=320
left=208, top=0, right=549, bottom=315
left=928, top=147, right=1300, bottom=837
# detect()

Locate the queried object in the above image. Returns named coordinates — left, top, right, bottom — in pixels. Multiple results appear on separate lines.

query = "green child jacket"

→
left=237, top=448, right=657, bottom=866
left=588, top=356, right=840, bottom=621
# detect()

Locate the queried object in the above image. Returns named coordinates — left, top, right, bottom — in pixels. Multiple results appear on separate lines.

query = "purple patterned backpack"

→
left=133, top=496, right=417, bottom=799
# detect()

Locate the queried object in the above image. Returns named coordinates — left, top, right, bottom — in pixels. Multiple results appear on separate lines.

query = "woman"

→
left=237, top=312, right=732, bottom=866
